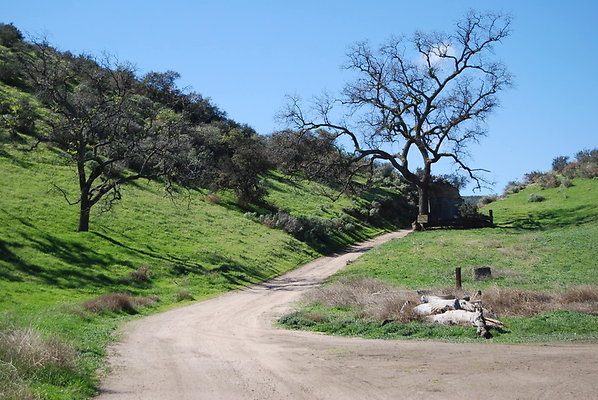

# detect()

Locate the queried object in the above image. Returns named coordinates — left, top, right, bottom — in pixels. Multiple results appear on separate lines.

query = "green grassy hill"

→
left=488, top=178, right=598, bottom=229
left=335, top=178, right=598, bottom=290
left=281, top=177, right=598, bottom=343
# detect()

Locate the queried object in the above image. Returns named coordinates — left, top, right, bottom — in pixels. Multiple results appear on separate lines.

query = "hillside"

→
left=0, top=81, right=413, bottom=399
left=280, top=177, right=598, bottom=342
left=0, top=140, right=405, bottom=305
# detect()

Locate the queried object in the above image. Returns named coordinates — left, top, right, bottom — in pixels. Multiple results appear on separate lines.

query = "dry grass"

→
left=557, top=285, right=598, bottom=315
left=362, top=291, right=424, bottom=323
left=0, top=362, right=38, bottom=400
left=481, top=288, right=554, bottom=317
left=303, top=279, right=598, bottom=322
left=128, top=266, right=152, bottom=283
left=303, top=277, right=423, bottom=323
left=0, top=326, right=76, bottom=376
left=82, top=293, right=159, bottom=314
left=304, top=277, right=393, bottom=308
left=204, top=193, right=221, bottom=203
left=481, top=286, right=598, bottom=317
left=0, top=326, right=77, bottom=399
left=176, top=290, right=194, bottom=301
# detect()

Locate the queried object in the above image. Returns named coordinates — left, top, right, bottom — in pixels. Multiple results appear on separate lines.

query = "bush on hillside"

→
left=503, top=181, right=526, bottom=196
left=128, top=266, right=152, bottom=283
left=527, top=193, right=545, bottom=202
left=176, top=290, right=194, bottom=301
left=549, top=148, right=598, bottom=180
left=258, top=210, right=340, bottom=242
left=0, top=23, right=23, bottom=48
left=523, top=171, right=544, bottom=185
left=551, top=156, right=569, bottom=173
left=82, top=293, right=159, bottom=314
left=536, top=172, right=560, bottom=189
left=560, top=177, right=573, bottom=188
left=478, top=195, right=499, bottom=207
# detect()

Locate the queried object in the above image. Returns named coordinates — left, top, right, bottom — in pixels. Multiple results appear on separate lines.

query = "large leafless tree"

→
left=23, top=43, right=190, bottom=232
left=284, top=11, right=512, bottom=219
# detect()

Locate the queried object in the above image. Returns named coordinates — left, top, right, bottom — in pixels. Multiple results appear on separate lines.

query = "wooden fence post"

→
left=455, top=267, right=462, bottom=289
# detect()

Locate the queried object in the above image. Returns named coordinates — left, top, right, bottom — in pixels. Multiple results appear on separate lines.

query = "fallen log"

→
left=416, top=296, right=503, bottom=338
left=415, top=295, right=497, bottom=319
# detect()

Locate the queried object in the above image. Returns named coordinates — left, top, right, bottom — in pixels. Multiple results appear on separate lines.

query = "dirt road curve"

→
left=97, top=230, right=597, bottom=400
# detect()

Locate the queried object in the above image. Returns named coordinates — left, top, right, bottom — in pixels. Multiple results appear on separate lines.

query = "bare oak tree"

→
left=23, top=42, right=190, bottom=231
left=283, top=11, right=511, bottom=220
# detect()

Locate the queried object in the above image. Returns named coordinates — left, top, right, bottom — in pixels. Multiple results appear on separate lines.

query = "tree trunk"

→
left=417, top=185, right=430, bottom=215
left=78, top=200, right=90, bottom=232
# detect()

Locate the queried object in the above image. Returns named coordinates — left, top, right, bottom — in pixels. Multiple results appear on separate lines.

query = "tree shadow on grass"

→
left=91, top=231, right=281, bottom=287
left=91, top=231, right=209, bottom=273
left=0, top=147, right=34, bottom=168
left=201, top=252, right=281, bottom=286
left=497, top=205, right=597, bottom=230
left=2, top=232, right=125, bottom=288
left=0, top=207, right=135, bottom=288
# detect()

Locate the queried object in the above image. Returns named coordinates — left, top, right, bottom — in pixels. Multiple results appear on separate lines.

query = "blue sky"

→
left=3, top=0, right=597, bottom=195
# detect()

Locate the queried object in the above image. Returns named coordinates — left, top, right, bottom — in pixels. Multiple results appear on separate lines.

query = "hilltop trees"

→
left=4, top=33, right=270, bottom=231
left=265, top=129, right=361, bottom=195
left=283, top=11, right=512, bottom=220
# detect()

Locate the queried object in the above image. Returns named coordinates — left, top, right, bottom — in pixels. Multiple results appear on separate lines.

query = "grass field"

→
left=280, top=178, right=598, bottom=342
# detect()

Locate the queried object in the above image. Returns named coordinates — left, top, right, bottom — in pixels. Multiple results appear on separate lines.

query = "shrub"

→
left=579, top=162, right=598, bottom=179
left=527, top=193, right=545, bottom=202
left=561, top=163, right=578, bottom=179
left=176, top=290, right=194, bottom=301
left=82, top=293, right=158, bottom=314
left=0, top=23, right=23, bottom=47
left=503, top=181, right=526, bottom=196
left=204, top=193, right=221, bottom=203
left=259, top=210, right=334, bottom=242
left=244, top=211, right=259, bottom=221
left=128, top=266, right=152, bottom=283
left=575, top=148, right=598, bottom=165
left=0, top=326, right=76, bottom=378
left=478, top=195, right=499, bottom=207
left=560, top=177, right=573, bottom=188
left=536, top=172, right=559, bottom=189
left=551, top=156, right=569, bottom=173
left=523, top=171, right=544, bottom=185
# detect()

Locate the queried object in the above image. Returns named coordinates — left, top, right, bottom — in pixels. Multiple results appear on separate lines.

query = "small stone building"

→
left=428, top=181, right=463, bottom=224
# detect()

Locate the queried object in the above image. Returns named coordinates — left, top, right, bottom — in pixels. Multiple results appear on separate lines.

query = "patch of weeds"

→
left=175, top=290, right=194, bottom=301
left=0, top=325, right=79, bottom=399
left=528, top=193, right=545, bottom=202
left=81, top=293, right=159, bottom=314
left=204, top=193, right=221, bottom=203
left=0, top=362, right=38, bottom=400
left=127, top=266, right=153, bottom=283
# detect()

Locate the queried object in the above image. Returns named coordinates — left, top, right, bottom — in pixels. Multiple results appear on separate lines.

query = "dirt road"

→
left=97, top=230, right=597, bottom=400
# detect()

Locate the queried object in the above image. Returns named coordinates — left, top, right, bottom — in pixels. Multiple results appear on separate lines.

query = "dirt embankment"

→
left=97, top=230, right=597, bottom=400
